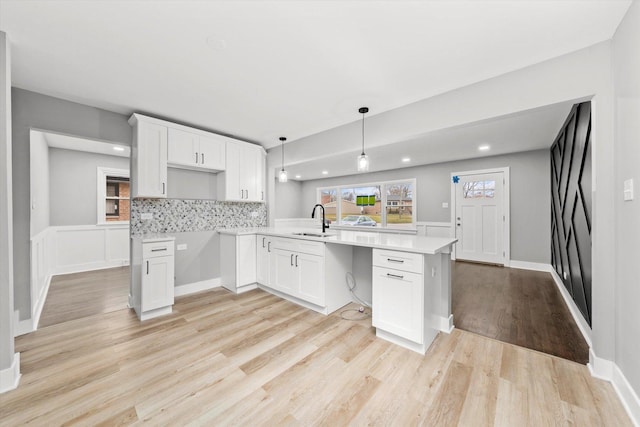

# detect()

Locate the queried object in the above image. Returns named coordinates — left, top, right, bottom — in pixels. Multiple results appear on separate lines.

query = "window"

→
left=463, top=180, right=495, bottom=199
left=97, top=167, right=130, bottom=224
left=317, top=179, right=415, bottom=229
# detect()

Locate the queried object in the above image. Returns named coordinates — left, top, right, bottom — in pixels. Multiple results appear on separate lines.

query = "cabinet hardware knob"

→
left=202, top=153, right=205, bottom=164
left=195, top=152, right=198, bottom=163
left=162, top=183, right=165, bottom=194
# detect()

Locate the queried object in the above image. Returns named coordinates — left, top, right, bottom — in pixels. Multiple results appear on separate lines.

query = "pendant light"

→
left=357, top=107, right=369, bottom=172
left=278, top=136, right=288, bottom=183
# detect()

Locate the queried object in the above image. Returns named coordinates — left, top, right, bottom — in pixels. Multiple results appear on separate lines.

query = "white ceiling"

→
left=284, top=101, right=574, bottom=181
left=0, top=0, right=631, bottom=150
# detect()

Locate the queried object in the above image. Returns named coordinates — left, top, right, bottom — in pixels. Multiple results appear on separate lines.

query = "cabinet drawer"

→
left=271, top=237, right=324, bottom=256
left=372, top=249, right=423, bottom=274
left=143, top=241, right=175, bottom=259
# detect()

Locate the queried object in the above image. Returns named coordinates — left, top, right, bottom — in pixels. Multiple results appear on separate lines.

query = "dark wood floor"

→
left=452, top=261, right=589, bottom=364
left=38, top=266, right=129, bottom=328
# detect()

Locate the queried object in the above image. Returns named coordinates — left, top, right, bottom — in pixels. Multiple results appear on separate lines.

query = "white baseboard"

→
left=13, top=311, right=34, bottom=337
left=589, top=349, right=640, bottom=426
left=0, top=353, right=21, bottom=393
left=437, top=314, right=454, bottom=333
left=549, top=268, right=592, bottom=348
left=53, top=259, right=129, bottom=276
left=31, top=274, right=52, bottom=332
left=509, top=260, right=552, bottom=272
left=174, top=278, right=221, bottom=297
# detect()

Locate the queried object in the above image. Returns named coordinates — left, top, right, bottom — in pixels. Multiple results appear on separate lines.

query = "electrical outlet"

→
left=442, top=202, right=449, bottom=208
left=141, top=213, right=153, bottom=220
left=177, top=244, right=187, bottom=251
left=624, top=178, right=634, bottom=201
left=251, top=211, right=259, bottom=218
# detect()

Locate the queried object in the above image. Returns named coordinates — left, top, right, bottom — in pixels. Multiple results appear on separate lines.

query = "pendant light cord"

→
left=361, top=112, right=365, bottom=155
left=280, top=136, right=286, bottom=171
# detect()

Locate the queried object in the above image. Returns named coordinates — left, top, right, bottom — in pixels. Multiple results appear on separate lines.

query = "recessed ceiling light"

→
left=321, top=170, right=328, bottom=175
left=113, top=146, right=125, bottom=152
left=295, top=175, right=301, bottom=179
left=478, top=145, right=490, bottom=151
left=402, top=157, right=411, bottom=163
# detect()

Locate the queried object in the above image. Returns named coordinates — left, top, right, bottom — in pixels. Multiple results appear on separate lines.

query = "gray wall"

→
left=613, top=0, right=640, bottom=401
left=167, top=168, right=217, bottom=200
left=48, top=148, right=129, bottom=226
left=299, top=149, right=550, bottom=264
left=12, top=88, right=131, bottom=320
left=274, top=179, right=303, bottom=219
left=169, top=231, right=219, bottom=286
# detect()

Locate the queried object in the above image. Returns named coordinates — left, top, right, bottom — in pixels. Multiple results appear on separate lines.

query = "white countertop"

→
left=218, top=227, right=457, bottom=255
left=131, top=234, right=176, bottom=243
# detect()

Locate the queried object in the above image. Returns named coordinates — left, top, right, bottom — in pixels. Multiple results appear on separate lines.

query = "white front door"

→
left=454, top=171, right=505, bottom=265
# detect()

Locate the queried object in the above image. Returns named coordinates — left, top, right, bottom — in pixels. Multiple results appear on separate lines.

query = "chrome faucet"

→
left=311, top=204, right=327, bottom=233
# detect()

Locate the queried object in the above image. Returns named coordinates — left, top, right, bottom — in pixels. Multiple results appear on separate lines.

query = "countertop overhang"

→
left=218, top=227, right=457, bottom=255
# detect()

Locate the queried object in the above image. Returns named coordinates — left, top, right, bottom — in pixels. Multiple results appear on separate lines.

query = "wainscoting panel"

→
left=551, top=101, right=592, bottom=326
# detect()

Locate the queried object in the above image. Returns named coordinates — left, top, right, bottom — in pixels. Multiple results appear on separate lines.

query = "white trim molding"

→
left=509, top=260, right=552, bottom=273
left=174, top=278, right=221, bottom=297
left=549, top=268, right=592, bottom=347
left=0, top=353, right=21, bottom=393
left=589, top=349, right=640, bottom=426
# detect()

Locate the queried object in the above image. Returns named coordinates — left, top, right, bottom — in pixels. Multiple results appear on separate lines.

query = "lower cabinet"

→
left=256, top=236, right=351, bottom=314
left=372, top=248, right=434, bottom=352
left=220, top=234, right=257, bottom=293
left=130, top=237, right=175, bottom=321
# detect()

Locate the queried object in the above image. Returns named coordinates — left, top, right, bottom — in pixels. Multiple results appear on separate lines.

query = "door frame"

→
left=450, top=167, right=510, bottom=266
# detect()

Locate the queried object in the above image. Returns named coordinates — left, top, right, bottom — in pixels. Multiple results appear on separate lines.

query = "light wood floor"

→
left=3, top=288, right=630, bottom=426
left=38, top=266, right=129, bottom=328
left=452, top=261, right=590, bottom=364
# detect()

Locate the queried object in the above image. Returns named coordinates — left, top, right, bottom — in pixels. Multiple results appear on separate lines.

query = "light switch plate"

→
left=442, top=202, right=449, bottom=208
left=141, top=213, right=153, bottom=220
left=624, top=178, right=634, bottom=201
left=177, top=244, right=187, bottom=251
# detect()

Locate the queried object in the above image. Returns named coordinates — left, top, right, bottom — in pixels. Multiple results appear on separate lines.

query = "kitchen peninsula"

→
left=220, top=227, right=457, bottom=354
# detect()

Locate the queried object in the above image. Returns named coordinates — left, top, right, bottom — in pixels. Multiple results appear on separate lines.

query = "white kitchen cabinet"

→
left=130, top=237, right=175, bottom=321
left=218, top=141, right=265, bottom=202
left=130, top=115, right=168, bottom=198
left=372, top=266, right=423, bottom=343
left=256, top=235, right=272, bottom=286
left=168, top=127, right=225, bottom=172
left=372, top=248, right=439, bottom=353
left=262, top=237, right=350, bottom=313
left=220, top=234, right=257, bottom=293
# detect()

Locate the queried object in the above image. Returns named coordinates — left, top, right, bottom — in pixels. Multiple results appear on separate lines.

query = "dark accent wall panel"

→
left=551, top=102, right=592, bottom=326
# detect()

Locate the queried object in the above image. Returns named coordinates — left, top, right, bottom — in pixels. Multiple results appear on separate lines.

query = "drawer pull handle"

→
left=268, top=242, right=271, bottom=252
left=386, top=273, right=404, bottom=280
left=291, top=254, right=294, bottom=266
left=151, top=248, right=167, bottom=252
left=262, top=237, right=266, bottom=248
left=387, top=258, right=404, bottom=263
left=295, top=255, right=298, bottom=267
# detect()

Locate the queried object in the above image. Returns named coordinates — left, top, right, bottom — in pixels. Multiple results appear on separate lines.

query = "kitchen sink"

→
left=291, top=232, right=335, bottom=238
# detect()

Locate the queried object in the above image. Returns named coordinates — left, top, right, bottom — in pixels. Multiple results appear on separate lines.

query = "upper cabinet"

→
left=167, top=128, right=225, bottom=172
left=218, top=141, right=266, bottom=202
left=130, top=115, right=168, bottom=198
left=129, top=113, right=264, bottom=202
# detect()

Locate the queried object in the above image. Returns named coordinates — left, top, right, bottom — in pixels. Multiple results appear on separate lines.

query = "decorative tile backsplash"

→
left=131, top=199, right=267, bottom=235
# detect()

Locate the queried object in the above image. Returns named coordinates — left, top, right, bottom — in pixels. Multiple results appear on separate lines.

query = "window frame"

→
left=317, top=178, right=417, bottom=230
left=97, top=167, right=130, bottom=225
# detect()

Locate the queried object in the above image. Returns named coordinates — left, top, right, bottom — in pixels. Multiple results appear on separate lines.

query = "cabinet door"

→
left=240, top=145, right=259, bottom=201
left=296, top=253, right=324, bottom=306
left=225, top=141, right=242, bottom=201
left=256, top=236, right=270, bottom=286
left=372, top=266, right=424, bottom=343
left=199, top=134, right=226, bottom=171
left=236, top=235, right=257, bottom=287
left=255, top=150, right=265, bottom=202
left=271, top=249, right=297, bottom=295
left=136, top=122, right=168, bottom=198
left=168, top=128, right=199, bottom=168
left=141, top=255, right=174, bottom=311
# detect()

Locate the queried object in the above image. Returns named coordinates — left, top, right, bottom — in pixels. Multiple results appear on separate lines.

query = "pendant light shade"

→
left=278, top=136, right=288, bottom=183
left=357, top=107, right=369, bottom=172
